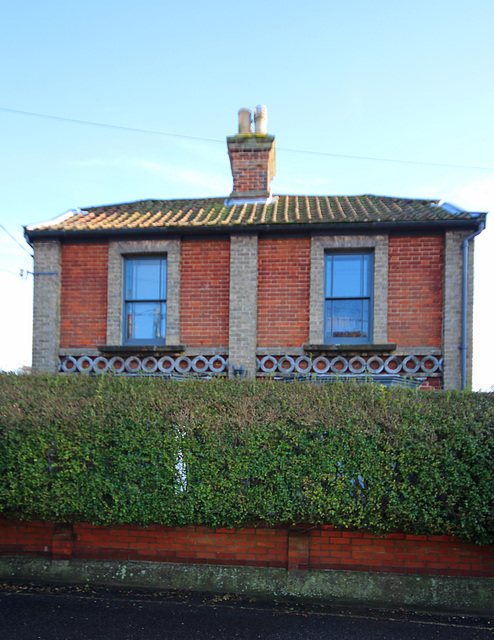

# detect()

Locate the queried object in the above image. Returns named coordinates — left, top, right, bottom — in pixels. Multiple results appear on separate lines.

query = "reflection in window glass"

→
left=333, top=256, right=362, bottom=297
left=325, top=300, right=370, bottom=339
left=126, top=302, right=166, bottom=341
left=324, top=252, right=373, bottom=343
left=124, top=257, right=167, bottom=344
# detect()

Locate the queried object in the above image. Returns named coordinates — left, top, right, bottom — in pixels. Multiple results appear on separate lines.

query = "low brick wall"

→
left=1, top=519, right=492, bottom=578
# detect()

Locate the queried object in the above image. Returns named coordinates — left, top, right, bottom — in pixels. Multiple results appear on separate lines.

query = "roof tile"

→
left=27, top=195, right=484, bottom=233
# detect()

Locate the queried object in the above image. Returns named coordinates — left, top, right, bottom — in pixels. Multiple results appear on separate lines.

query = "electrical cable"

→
left=0, top=106, right=219, bottom=144
left=0, top=266, right=21, bottom=277
left=1, top=106, right=493, bottom=172
left=0, top=223, right=33, bottom=257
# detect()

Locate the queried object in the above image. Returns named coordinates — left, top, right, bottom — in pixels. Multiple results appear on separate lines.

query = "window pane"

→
left=362, top=254, right=370, bottom=296
left=324, top=300, right=333, bottom=339
left=332, top=255, right=364, bottom=298
left=329, top=300, right=370, bottom=340
left=126, top=302, right=165, bottom=340
left=160, top=260, right=167, bottom=300
left=128, top=259, right=164, bottom=301
left=325, top=255, right=333, bottom=298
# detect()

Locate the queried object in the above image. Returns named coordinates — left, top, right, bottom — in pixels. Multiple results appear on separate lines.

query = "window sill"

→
left=303, top=343, right=397, bottom=354
left=98, top=344, right=186, bottom=355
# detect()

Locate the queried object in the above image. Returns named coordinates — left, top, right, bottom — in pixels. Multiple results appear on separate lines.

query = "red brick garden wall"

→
left=180, top=239, right=230, bottom=348
left=419, top=377, right=443, bottom=391
left=257, top=238, right=311, bottom=347
left=1, top=519, right=492, bottom=578
left=60, top=243, right=109, bottom=348
left=388, top=235, right=444, bottom=347
left=0, top=520, right=53, bottom=558
left=309, top=527, right=493, bottom=576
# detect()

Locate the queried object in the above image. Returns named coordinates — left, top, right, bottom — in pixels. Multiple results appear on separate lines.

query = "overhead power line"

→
left=0, top=106, right=219, bottom=144
left=0, top=223, right=33, bottom=257
left=1, top=105, right=493, bottom=172
left=0, top=266, right=21, bottom=277
left=278, top=146, right=494, bottom=171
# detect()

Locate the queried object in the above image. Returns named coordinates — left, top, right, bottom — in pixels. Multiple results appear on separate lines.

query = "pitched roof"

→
left=26, top=194, right=485, bottom=234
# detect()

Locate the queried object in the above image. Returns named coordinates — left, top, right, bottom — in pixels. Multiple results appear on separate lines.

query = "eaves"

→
left=23, top=214, right=487, bottom=246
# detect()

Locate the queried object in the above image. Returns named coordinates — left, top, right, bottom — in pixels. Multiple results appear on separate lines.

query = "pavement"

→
left=0, top=583, right=493, bottom=640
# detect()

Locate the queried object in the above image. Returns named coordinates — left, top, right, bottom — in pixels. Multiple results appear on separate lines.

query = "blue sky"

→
left=1, top=0, right=492, bottom=389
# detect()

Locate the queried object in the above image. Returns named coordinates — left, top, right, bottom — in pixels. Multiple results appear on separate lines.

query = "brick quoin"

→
left=257, top=238, right=311, bottom=347
left=180, top=239, right=230, bottom=347
left=388, top=235, right=444, bottom=347
left=60, top=243, right=109, bottom=348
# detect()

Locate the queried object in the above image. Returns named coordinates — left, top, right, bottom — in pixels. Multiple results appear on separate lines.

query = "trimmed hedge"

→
left=0, top=374, right=493, bottom=543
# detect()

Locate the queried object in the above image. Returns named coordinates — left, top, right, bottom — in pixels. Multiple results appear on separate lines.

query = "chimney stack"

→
left=226, top=105, right=276, bottom=201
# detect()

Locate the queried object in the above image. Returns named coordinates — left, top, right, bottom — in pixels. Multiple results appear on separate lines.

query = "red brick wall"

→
left=257, top=238, right=311, bottom=347
left=228, top=147, right=274, bottom=195
left=180, top=239, right=230, bottom=347
left=1, top=519, right=492, bottom=577
left=72, top=524, right=287, bottom=568
left=388, top=235, right=444, bottom=347
left=309, top=526, right=493, bottom=576
left=60, top=243, right=108, bottom=348
left=0, top=519, right=53, bottom=558
left=419, top=377, right=443, bottom=391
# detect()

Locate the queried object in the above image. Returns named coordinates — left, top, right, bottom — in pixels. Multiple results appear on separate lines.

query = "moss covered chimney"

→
left=227, top=105, right=276, bottom=200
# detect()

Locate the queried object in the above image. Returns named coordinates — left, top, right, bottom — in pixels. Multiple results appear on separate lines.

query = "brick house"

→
left=24, top=106, right=486, bottom=390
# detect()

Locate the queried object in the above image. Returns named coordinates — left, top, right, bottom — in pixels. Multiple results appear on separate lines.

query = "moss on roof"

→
left=27, top=194, right=484, bottom=234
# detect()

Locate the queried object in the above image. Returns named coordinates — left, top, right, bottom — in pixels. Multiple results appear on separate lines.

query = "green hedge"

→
left=0, top=374, right=493, bottom=543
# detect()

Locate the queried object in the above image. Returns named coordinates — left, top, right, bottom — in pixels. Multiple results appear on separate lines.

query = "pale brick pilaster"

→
left=32, top=239, right=62, bottom=373
left=228, top=234, right=258, bottom=378
left=443, top=231, right=474, bottom=390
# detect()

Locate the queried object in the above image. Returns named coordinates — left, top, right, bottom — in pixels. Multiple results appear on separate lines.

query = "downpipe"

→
left=461, top=221, right=485, bottom=390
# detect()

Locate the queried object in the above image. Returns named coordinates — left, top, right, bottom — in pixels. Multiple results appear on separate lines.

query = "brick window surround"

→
left=106, top=239, right=180, bottom=346
left=123, top=256, right=167, bottom=345
left=309, top=235, right=389, bottom=345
